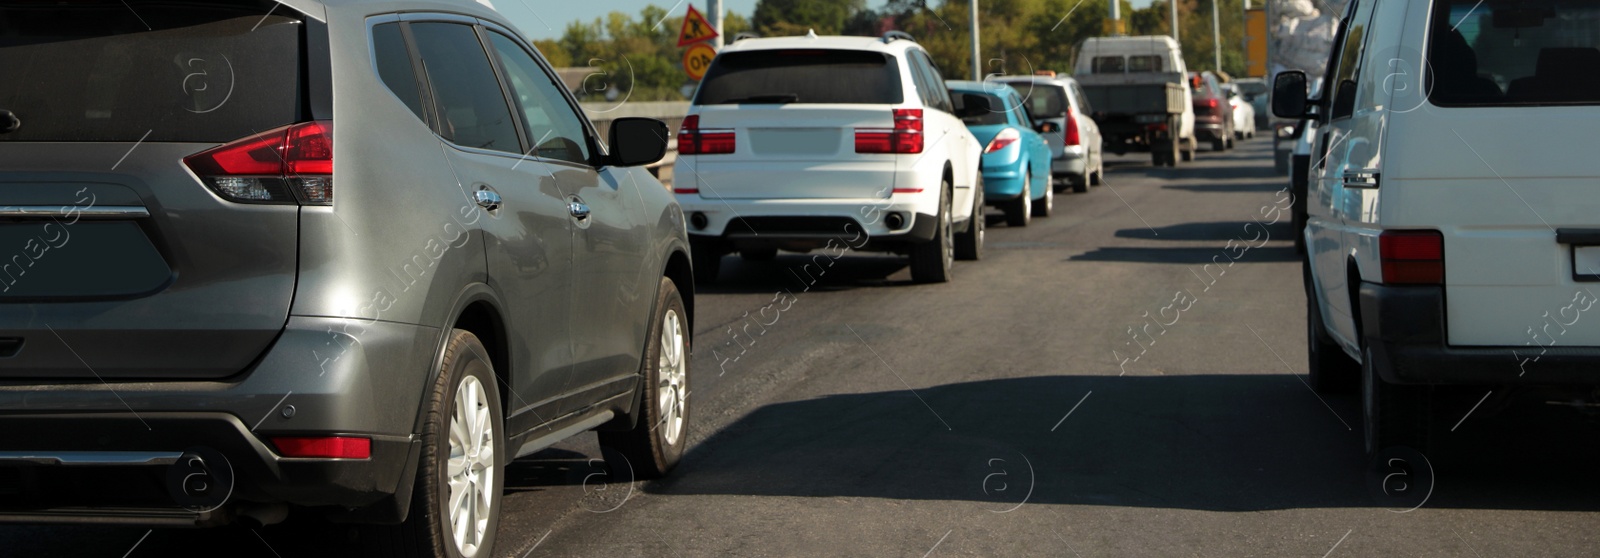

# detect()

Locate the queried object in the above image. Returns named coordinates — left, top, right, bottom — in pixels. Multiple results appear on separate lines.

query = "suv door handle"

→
left=474, top=186, right=502, bottom=212
left=568, top=198, right=590, bottom=220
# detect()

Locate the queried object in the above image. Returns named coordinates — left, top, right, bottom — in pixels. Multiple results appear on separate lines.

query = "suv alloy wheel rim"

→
left=659, top=309, right=688, bottom=446
left=448, top=375, right=495, bottom=556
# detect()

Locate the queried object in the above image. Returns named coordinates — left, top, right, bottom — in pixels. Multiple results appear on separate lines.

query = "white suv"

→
left=674, top=32, right=985, bottom=284
left=1280, top=0, right=1600, bottom=456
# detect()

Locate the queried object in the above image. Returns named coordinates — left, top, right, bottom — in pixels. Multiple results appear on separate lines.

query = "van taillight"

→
left=183, top=121, right=333, bottom=205
left=679, top=115, right=735, bottom=155
left=1380, top=231, right=1444, bottom=285
left=856, top=109, right=924, bottom=154
left=1064, top=110, right=1081, bottom=147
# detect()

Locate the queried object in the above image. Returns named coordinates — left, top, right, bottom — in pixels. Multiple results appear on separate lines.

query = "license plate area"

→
left=749, top=128, right=841, bottom=156
left=0, top=221, right=171, bottom=299
left=1574, top=245, right=1600, bottom=281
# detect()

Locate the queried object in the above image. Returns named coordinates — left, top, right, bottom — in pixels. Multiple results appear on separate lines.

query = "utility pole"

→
left=1211, top=0, right=1222, bottom=72
left=970, top=0, right=981, bottom=80
left=708, top=0, right=723, bottom=48
left=1169, top=0, right=1180, bottom=43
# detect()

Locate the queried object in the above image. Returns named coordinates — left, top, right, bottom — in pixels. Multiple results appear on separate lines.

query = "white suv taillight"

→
left=679, top=114, right=735, bottom=155
left=856, top=109, right=924, bottom=154
left=1379, top=230, right=1444, bottom=285
left=183, top=121, right=333, bottom=205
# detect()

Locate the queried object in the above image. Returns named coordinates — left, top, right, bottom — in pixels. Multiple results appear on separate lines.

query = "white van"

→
left=1073, top=36, right=1197, bottom=163
left=1277, top=0, right=1600, bottom=456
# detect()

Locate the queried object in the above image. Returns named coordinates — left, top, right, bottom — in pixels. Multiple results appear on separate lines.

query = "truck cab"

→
left=1073, top=36, right=1198, bottom=166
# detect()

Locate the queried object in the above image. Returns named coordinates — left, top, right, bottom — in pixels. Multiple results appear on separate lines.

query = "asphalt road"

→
left=12, top=139, right=1600, bottom=557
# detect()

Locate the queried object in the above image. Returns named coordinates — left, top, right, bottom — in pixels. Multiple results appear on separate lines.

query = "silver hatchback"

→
left=0, top=1, right=692, bottom=556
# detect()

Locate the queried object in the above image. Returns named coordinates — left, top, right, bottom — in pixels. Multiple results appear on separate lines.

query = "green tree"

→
left=752, top=0, right=866, bottom=36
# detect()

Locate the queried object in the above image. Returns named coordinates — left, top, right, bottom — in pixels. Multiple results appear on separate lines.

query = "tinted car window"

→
left=373, top=23, right=428, bottom=125
left=1128, top=55, right=1162, bottom=72
left=697, top=50, right=903, bottom=105
left=1009, top=82, right=1068, bottom=118
left=1093, top=56, right=1125, bottom=73
left=0, top=0, right=300, bottom=142
left=488, top=32, right=591, bottom=165
left=1430, top=0, right=1600, bottom=106
left=960, top=92, right=1012, bottom=126
left=409, top=22, right=521, bottom=153
left=913, top=51, right=954, bottom=112
left=907, top=53, right=940, bottom=108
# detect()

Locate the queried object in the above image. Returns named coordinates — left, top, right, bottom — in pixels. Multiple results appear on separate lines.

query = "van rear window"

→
left=0, top=0, right=303, bottom=142
left=696, top=49, right=903, bottom=105
left=1429, top=0, right=1600, bottom=106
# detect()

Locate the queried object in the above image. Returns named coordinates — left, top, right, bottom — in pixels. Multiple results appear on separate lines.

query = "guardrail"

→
left=583, top=101, right=690, bottom=187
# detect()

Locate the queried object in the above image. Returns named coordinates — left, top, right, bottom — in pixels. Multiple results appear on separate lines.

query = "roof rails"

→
left=731, top=32, right=761, bottom=43
left=882, top=31, right=916, bottom=44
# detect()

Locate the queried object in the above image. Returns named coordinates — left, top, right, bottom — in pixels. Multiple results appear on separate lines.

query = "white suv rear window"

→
left=696, top=49, right=904, bottom=105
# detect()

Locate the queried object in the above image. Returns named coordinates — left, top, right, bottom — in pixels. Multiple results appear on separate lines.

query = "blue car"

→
left=946, top=81, right=1053, bottom=227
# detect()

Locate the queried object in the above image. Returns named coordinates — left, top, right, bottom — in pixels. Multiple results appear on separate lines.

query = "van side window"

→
left=1428, top=0, right=1598, bottom=106
left=1330, top=0, right=1379, bottom=119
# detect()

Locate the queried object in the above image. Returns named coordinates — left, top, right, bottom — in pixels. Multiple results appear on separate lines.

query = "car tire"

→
left=362, top=330, right=505, bottom=558
left=740, top=247, right=777, bottom=261
left=598, top=276, right=690, bottom=479
left=1362, top=344, right=1430, bottom=457
left=910, top=182, right=954, bottom=283
left=1034, top=174, right=1055, bottom=216
left=955, top=179, right=984, bottom=261
left=1071, top=170, right=1089, bottom=194
left=1004, top=177, right=1032, bottom=227
left=1212, top=137, right=1227, bottom=151
left=1307, top=288, right=1360, bottom=394
left=1090, top=162, right=1103, bottom=186
left=691, top=246, right=721, bottom=285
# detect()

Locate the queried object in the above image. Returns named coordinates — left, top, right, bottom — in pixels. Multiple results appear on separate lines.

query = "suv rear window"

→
left=0, top=0, right=303, bottom=142
left=1430, top=0, right=1600, bottom=106
left=1004, top=82, right=1068, bottom=118
left=696, top=49, right=904, bottom=105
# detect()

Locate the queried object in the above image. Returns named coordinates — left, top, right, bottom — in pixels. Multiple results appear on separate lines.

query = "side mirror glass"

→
left=607, top=117, right=669, bottom=167
left=1272, top=71, right=1310, bottom=119
left=1036, top=121, right=1060, bottom=134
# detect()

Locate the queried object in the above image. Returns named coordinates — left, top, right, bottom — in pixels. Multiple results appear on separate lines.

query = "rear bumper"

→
left=678, top=192, right=941, bottom=249
left=1051, top=147, right=1088, bottom=178
left=1195, top=121, right=1226, bottom=140
left=0, top=317, right=440, bottom=524
left=1360, top=282, right=1600, bottom=385
left=0, top=413, right=416, bottom=526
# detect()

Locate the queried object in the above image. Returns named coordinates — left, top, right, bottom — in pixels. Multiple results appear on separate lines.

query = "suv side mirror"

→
left=1272, top=71, right=1310, bottom=119
left=607, top=117, right=669, bottom=167
left=953, top=93, right=992, bottom=118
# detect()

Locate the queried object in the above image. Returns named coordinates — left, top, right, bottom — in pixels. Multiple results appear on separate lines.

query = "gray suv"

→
left=0, top=1, right=693, bottom=556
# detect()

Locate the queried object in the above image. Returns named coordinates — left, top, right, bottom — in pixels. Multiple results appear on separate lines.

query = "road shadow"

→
left=652, top=374, right=1600, bottom=512
left=1114, top=221, right=1293, bottom=242
left=1162, top=181, right=1284, bottom=193
left=1069, top=245, right=1299, bottom=264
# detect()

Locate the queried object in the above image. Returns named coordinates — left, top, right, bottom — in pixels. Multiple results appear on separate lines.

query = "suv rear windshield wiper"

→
left=722, top=94, right=800, bottom=104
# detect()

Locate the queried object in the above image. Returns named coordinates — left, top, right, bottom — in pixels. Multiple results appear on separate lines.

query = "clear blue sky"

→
left=498, top=0, right=1157, bottom=41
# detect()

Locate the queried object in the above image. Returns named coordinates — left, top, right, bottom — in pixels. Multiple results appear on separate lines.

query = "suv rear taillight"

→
left=1379, top=230, right=1444, bottom=285
left=679, top=115, right=735, bottom=155
left=1064, top=110, right=1081, bottom=147
left=183, top=121, right=333, bottom=205
left=856, top=109, right=924, bottom=154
